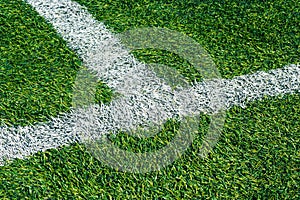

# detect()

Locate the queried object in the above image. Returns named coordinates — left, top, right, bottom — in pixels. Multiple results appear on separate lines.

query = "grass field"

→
left=0, top=0, right=299, bottom=199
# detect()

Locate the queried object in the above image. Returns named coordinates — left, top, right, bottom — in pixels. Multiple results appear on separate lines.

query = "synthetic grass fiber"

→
left=0, top=0, right=299, bottom=199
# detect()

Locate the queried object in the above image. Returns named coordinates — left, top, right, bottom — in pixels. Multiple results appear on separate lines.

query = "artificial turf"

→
left=0, top=0, right=299, bottom=199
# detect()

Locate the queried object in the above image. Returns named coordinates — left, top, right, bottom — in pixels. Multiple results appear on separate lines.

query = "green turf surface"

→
left=76, top=0, right=299, bottom=78
left=1, top=95, right=299, bottom=199
left=0, top=0, right=299, bottom=199
left=0, top=0, right=112, bottom=126
left=0, top=0, right=80, bottom=126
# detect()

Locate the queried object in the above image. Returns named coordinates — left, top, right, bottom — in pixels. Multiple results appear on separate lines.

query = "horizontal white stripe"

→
left=1, top=63, right=299, bottom=165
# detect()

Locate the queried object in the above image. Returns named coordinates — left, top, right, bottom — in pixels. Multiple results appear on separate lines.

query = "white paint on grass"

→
left=0, top=0, right=299, bottom=165
left=1, top=63, right=299, bottom=165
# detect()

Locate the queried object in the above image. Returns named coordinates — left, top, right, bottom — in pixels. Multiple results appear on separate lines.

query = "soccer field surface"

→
left=0, top=0, right=299, bottom=199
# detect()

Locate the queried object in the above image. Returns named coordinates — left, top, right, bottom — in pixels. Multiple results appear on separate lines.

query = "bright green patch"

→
left=0, top=0, right=112, bottom=126
left=77, top=0, right=299, bottom=78
left=0, top=0, right=299, bottom=199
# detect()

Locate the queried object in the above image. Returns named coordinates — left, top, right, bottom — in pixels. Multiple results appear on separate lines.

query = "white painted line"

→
left=1, top=63, right=299, bottom=165
left=0, top=0, right=299, bottom=165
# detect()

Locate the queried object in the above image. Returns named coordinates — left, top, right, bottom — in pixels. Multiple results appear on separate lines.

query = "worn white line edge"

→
left=0, top=0, right=299, bottom=165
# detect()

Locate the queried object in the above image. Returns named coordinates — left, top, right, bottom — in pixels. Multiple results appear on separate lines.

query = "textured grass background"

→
left=76, top=0, right=299, bottom=78
left=0, top=0, right=80, bottom=126
left=0, top=0, right=299, bottom=199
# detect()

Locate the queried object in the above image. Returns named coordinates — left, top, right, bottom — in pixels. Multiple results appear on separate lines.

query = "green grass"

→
left=0, top=0, right=81, bottom=127
left=0, top=0, right=299, bottom=199
left=0, top=0, right=112, bottom=127
left=1, top=95, right=299, bottom=199
left=76, top=0, right=299, bottom=78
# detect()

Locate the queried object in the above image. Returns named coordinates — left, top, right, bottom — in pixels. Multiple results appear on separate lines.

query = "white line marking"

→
left=0, top=0, right=299, bottom=165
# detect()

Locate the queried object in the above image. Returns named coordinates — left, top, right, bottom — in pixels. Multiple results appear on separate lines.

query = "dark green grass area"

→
left=0, top=94, right=299, bottom=199
left=0, top=0, right=80, bottom=126
left=0, top=0, right=112, bottom=126
left=77, top=0, right=299, bottom=78
left=0, top=0, right=299, bottom=199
